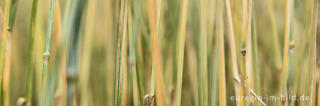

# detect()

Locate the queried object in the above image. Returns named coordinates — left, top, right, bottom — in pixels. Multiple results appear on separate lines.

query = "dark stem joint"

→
left=144, top=94, right=154, bottom=106
left=17, top=97, right=31, bottom=106
left=289, top=41, right=295, bottom=50
left=43, top=52, right=51, bottom=62
left=241, top=48, right=247, bottom=56
left=7, top=28, right=12, bottom=32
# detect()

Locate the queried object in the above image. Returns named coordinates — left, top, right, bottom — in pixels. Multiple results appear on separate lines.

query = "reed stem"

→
left=244, top=0, right=253, bottom=105
left=0, top=0, right=11, bottom=104
left=39, top=0, right=56, bottom=105
left=199, top=0, right=208, bottom=105
left=25, top=0, right=39, bottom=104
left=279, top=0, right=293, bottom=105
left=175, top=0, right=188, bottom=105
left=147, top=0, right=167, bottom=105
left=224, top=0, right=245, bottom=105
left=79, top=0, right=97, bottom=105
left=216, top=0, right=226, bottom=104
left=311, top=0, right=318, bottom=105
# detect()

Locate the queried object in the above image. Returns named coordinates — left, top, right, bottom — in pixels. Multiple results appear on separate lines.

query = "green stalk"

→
left=290, top=29, right=308, bottom=106
left=39, top=0, right=56, bottom=105
left=8, top=0, right=19, bottom=29
left=115, top=0, right=125, bottom=105
left=279, top=0, right=294, bottom=105
left=129, top=7, right=140, bottom=105
left=225, top=0, right=245, bottom=105
left=128, top=1, right=144, bottom=105
left=132, top=0, right=146, bottom=104
left=175, top=0, right=188, bottom=105
left=211, top=39, right=219, bottom=105
left=199, top=0, right=208, bottom=105
left=46, top=2, right=63, bottom=105
left=25, top=0, right=39, bottom=104
left=145, top=67, right=155, bottom=106
left=251, top=7, right=262, bottom=106
left=0, top=0, right=11, bottom=104
left=118, top=0, right=129, bottom=105
left=60, top=0, right=85, bottom=105
left=128, top=1, right=138, bottom=106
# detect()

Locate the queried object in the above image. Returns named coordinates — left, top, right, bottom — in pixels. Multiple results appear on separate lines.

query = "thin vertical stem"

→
left=0, top=0, right=11, bottom=104
left=39, top=0, right=56, bottom=105
left=118, top=0, right=129, bottom=105
left=3, top=0, right=20, bottom=105
left=186, top=36, right=199, bottom=106
left=147, top=0, right=167, bottom=105
left=245, top=0, right=253, bottom=105
left=175, top=0, right=188, bottom=105
left=311, top=0, right=318, bottom=105
left=128, top=1, right=140, bottom=106
left=199, top=0, right=208, bottom=105
left=251, top=7, right=261, bottom=106
left=25, top=0, right=39, bottom=103
left=217, top=0, right=226, bottom=104
left=79, top=0, right=97, bottom=105
left=279, top=0, right=293, bottom=105
left=3, top=27, right=12, bottom=106
left=115, top=0, right=125, bottom=105
left=132, top=0, right=146, bottom=104
left=224, top=0, right=245, bottom=105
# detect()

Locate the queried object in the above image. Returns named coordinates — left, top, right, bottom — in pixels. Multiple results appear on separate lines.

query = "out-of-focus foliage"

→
left=0, top=0, right=319, bottom=106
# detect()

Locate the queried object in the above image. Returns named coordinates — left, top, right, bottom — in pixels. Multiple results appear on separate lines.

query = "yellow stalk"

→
left=105, top=0, right=115, bottom=105
left=79, top=0, right=97, bottom=105
left=186, top=35, right=199, bottom=106
left=0, top=0, right=11, bottom=104
left=217, top=0, right=226, bottom=104
left=120, top=0, right=129, bottom=105
left=147, top=0, right=167, bottom=105
left=279, top=0, right=292, bottom=105
left=3, top=30, right=12, bottom=106
left=175, top=0, right=188, bottom=105
left=267, top=0, right=282, bottom=70
left=199, top=0, right=208, bottom=105
left=245, top=0, right=253, bottom=105
left=311, top=0, right=318, bottom=105
left=224, top=0, right=245, bottom=105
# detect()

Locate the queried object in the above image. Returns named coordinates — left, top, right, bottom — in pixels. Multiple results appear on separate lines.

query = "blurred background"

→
left=0, top=0, right=319, bottom=106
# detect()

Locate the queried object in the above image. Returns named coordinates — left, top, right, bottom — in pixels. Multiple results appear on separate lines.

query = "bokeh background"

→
left=0, top=0, right=320, bottom=106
